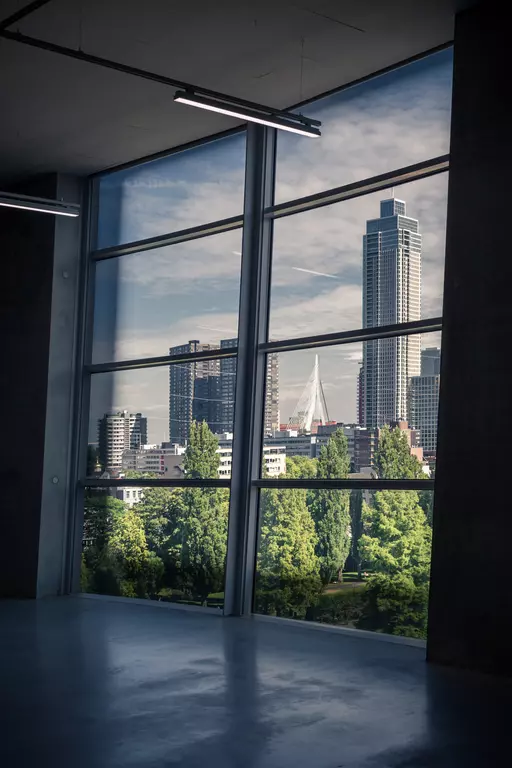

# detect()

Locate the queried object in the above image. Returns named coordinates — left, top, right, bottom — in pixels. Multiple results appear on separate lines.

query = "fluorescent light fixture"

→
left=0, top=192, right=80, bottom=217
left=174, top=91, right=321, bottom=138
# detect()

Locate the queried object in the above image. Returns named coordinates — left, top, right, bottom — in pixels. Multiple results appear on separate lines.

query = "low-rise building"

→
left=122, top=444, right=186, bottom=476
left=110, top=487, right=144, bottom=508
left=217, top=433, right=286, bottom=478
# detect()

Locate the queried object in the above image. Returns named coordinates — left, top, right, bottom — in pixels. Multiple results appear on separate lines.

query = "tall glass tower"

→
left=361, top=198, right=421, bottom=428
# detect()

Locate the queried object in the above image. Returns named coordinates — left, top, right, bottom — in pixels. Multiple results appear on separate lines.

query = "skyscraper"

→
left=420, top=347, right=441, bottom=376
left=264, top=352, right=280, bottom=435
left=98, top=410, right=147, bottom=472
left=361, top=198, right=421, bottom=428
left=219, top=339, right=279, bottom=436
left=169, top=338, right=280, bottom=442
left=219, top=338, right=237, bottom=433
left=169, top=341, right=221, bottom=443
left=409, top=347, right=441, bottom=451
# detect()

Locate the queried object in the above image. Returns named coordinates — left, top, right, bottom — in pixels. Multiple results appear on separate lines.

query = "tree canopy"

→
left=184, top=420, right=220, bottom=478
left=374, top=425, right=424, bottom=479
left=310, top=429, right=351, bottom=583
left=360, top=490, right=432, bottom=584
left=285, top=454, right=318, bottom=478
left=256, top=487, right=321, bottom=617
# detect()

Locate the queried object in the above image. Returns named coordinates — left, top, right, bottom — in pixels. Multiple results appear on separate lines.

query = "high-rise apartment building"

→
left=409, top=347, right=441, bottom=451
left=169, top=339, right=279, bottom=442
left=220, top=344, right=279, bottom=435
left=169, top=341, right=221, bottom=443
left=361, top=198, right=421, bottom=428
left=219, top=338, right=237, bottom=433
left=98, top=411, right=147, bottom=472
left=264, top=352, right=280, bottom=435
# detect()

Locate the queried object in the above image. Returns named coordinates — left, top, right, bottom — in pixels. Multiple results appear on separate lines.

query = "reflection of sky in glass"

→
left=275, top=48, right=453, bottom=203
left=92, top=230, right=242, bottom=364
left=91, top=50, right=452, bottom=445
left=96, top=132, right=246, bottom=249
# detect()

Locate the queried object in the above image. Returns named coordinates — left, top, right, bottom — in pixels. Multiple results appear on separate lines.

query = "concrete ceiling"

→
left=0, top=0, right=473, bottom=183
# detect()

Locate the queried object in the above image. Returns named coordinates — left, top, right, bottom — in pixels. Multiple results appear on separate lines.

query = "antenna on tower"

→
left=288, top=354, right=330, bottom=432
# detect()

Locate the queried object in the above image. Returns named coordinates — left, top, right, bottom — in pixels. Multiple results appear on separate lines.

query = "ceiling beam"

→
left=0, top=0, right=53, bottom=31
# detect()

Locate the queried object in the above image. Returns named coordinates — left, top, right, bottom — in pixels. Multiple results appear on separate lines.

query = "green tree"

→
left=171, top=487, right=229, bottom=602
left=374, top=425, right=424, bottom=479
left=107, top=507, right=164, bottom=598
left=310, top=430, right=351, bottom=584
left=360, top=490, right=432, bottom=584
left=256, top=487, right=321, bottom=618
left=121, top=470, right=159, bottom=480
left=358, top=573, right=429, bottom=639
left=285, top=454, right=318, bottom=478
left=137, top=486, right=182, bottom=551
left=349, top=489, right=364, bottom=579
left=170, top=421, right=228, bottom=602
left=83, top=492, right=125, bottom=554
left=184, top=420, right=220, bottom=478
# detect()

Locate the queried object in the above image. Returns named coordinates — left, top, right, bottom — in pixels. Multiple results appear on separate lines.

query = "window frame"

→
left=70, top=45, right=451, bottom=618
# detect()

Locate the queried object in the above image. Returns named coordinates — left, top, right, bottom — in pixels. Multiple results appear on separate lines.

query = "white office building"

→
left=122, top=444, right=186, bottom=475
left=110, top=487, right=145, bottom=508
left=217, top=433, right=286, bottom=478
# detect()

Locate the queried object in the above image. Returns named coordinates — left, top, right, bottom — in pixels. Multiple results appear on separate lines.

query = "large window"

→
left=81, top=131, right=246, bottom=609
left=76, top=48, right=452, bottom=638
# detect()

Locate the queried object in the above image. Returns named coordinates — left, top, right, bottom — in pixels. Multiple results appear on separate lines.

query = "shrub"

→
left=254, top=575, right=323, bottom=620
left=308, top=587, right=366, bottom=626
left=357, top=574, right=429, bottom=639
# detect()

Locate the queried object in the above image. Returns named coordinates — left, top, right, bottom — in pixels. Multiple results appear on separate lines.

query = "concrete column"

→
left=0, top=174, right=83, bottom=598
left=427, top=4, right=512, bottom=675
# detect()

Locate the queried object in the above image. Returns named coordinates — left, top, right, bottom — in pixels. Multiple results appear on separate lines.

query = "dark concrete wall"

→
left=428, top=4, right=512, bottom=675
left=0, top=175, right=82, bottom=598
left=0, top=176, right=57, bottom=597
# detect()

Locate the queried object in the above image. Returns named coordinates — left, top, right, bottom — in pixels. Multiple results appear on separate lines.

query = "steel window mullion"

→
left=66, top=177, right=99, bottom=594
left=253, top=479, right=434, bottom=491
left=83, top=478, right=230, bottom=489
left=261, top=317, right=442, bottom=355
left=91, top=215, right=243, bottom=261
left=87, top=346, right=238, bottom=375
left=265, top=156, right=449, bottom=220
left=224, top=124, right=276, bottom=617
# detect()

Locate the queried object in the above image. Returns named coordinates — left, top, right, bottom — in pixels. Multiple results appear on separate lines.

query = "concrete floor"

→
left=0, top=597, right=509, bottom=768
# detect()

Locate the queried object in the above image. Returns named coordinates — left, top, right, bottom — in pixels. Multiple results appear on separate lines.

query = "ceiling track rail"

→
left=0, top=0, right=53, bottom=31
left=0, top=28, right=306, bottom=123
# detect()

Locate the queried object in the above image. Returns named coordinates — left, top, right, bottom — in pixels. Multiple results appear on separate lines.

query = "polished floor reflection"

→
left=0, top=597, right=509, bottom=767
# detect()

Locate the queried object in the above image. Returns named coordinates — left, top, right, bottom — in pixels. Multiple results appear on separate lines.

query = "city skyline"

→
left=89, top=50, right=451, bottom=444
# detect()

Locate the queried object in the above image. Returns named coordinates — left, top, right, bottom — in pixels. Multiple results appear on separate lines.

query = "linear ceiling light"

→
left=174, top=91, right=321, bottom=138
left=0, top=191, right=80, bottom=217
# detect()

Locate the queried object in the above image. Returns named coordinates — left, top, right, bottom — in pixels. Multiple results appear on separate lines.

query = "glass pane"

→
left=254, top=488, right=433, bottom=639
left=96, top=132, right=246, bottom=249
left=275, top=48, right=453, bottom=203
left=269, top=174, right=448, bottom=342
left=82, top=486, right=229, bottom=608
left=92, top=230, right=241, bottom=363
left=87, top=358, right=236, bottom=479
left=262, top=333, right=441, bottom=478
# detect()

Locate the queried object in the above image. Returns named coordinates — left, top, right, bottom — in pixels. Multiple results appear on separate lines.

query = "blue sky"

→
left=89, top=49, right=452, bottom=445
